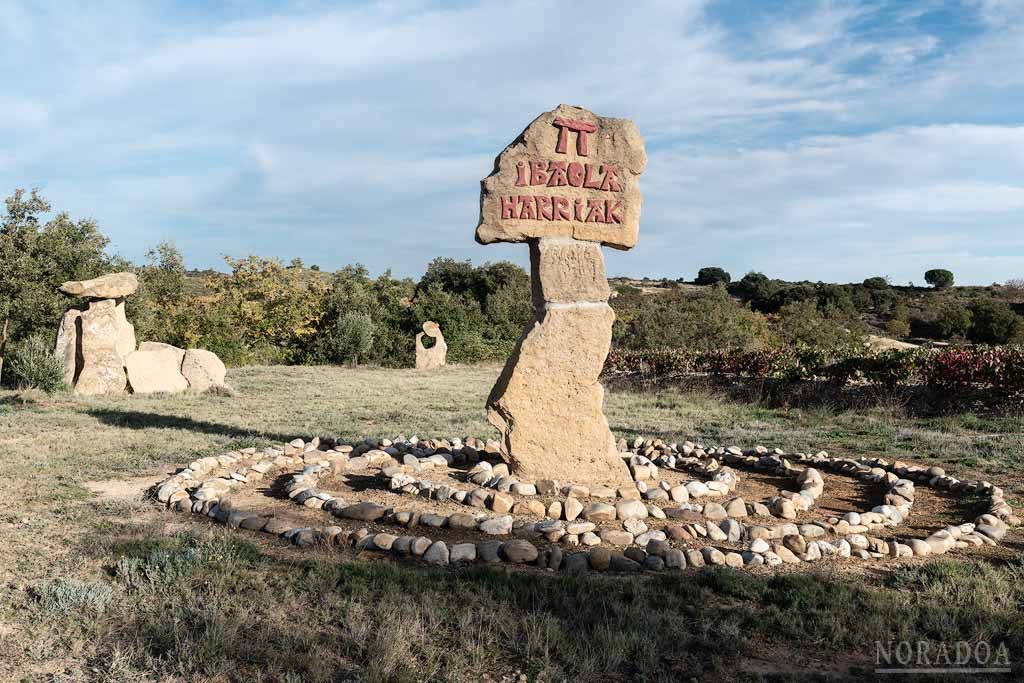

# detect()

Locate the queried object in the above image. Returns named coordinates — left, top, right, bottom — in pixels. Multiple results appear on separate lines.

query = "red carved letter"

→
left=574, top=198, right=584, bottom=221
left=535, top=195, right=553, bottom=220
left=515, top=161, right=528, bottom=187
left=530, top=160, right=548, bottom=186
left=586, top=199, right=606, bottom=223
left=554, top=196, right=571, bottom=221
left=583, top=163, right=603, bottom=189
left=546, top=161, right=568, bottom=186
left=607, top=199, right=624, bottom=224
left=567, top=162, right=584, bottom=187
left=517, top=195, right=536, bottom=220
left=600, top=164, right=621, bottom=192
left=500, top=195, right=516, bottom=219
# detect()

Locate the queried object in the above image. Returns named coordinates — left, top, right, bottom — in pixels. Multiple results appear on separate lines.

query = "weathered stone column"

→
left=475, top=104, right=646, bottom=489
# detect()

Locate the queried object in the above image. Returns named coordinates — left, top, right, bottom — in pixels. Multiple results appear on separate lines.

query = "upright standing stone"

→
left=476, top=104, right=646, bottom=489
left=74, top=299, right=129, bottom=395
left=415, top=321, right=448, bottom=370
left=55, top=308, right=83, bottom=387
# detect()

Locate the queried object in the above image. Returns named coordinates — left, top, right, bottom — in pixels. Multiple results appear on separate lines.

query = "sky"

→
left=1, top=0, right=1022, bottom=285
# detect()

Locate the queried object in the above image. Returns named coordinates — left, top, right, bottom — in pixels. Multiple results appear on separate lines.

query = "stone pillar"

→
left=474, top=104, right=646, bottom=489
left=487, top=238, right=629, bottom=488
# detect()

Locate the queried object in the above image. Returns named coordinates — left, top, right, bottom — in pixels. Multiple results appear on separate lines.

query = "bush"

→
left=10, top=333, right=65, bottom=392
left=612, top=284, right=774, bottom=353
left=935, top=303, right=972, bottom=339
left=862, top=276, right=889, bottom=290
left=34, top=577, right=112, bottom=614
left=885, top=318, right=910, bottom=338
left=695, top=267, right=731, bottom=286
left=326, top=312, right=375, bottom=366
left=775, top=299, right=867, bottom=352
left=924, top=269, right=954, bottom=289
left=968, top=299, right=1021, bottom=344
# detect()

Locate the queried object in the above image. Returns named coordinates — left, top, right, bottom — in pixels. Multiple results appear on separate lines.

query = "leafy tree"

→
left=614, top=284, right=774, bottom=352
left=130, top=242, right=189, bottom=345
left=0, top=189, right=111, bottom=386
left=968, top=299, right=1021, bottom=344
left=695, top=267, right=731, bottom=286
left=731, top=272, right=783, bottom=312
left=206, top=255, right=329, bottom=364
left=862, top=276, right=889, bottom=290
left=885, top=318, right=910, bottom=338
left=326, top=312, right=374, bottom=366
left=775, top=299, right=867, bottom=352
left=924, top=269, right=954, bottom=289
left=935, top=303, right=972, bottom=339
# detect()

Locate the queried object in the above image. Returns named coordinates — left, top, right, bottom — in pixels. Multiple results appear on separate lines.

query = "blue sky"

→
left=1, top=0, right=1022, bottom=285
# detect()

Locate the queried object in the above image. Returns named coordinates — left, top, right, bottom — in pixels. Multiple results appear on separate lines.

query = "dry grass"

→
left=0, top=364, right=1022, bottom=681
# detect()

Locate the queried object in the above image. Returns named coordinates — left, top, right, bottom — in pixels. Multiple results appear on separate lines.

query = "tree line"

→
left=2, top=188, right=1022, bottom=390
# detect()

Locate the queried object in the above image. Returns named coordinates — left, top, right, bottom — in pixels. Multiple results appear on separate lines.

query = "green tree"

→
left=614, top=284, right=774, bottom=352
left=206, top=255, right=329, bottom=364
left=862, top=276, right=889, bottom=290
left=968, top=299, right=1021, bottom=344
left=935, top=303, right=972, bottom=339
left=695, top=267, right=731, bottom=286
left=327, top=311, right=374, bottom=366
left=130, top=242, right=189, bottom=345
left=924, top=269, right=954, bottom=289
left=0, top=189, right=111, bottom=386
left=775, top=299, right=867, bottom=352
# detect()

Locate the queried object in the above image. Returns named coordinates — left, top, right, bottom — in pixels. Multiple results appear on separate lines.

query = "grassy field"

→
left=0, top=364, right=1021, bottom=681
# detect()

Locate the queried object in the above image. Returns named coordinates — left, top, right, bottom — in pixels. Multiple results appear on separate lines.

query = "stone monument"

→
left=56, top=272, right=138, bottom=395
left=415, top=321, right=447, bottom=370
left=476, top=104, right=646, bottom=489
left=56, top=272, right=230, bottom=395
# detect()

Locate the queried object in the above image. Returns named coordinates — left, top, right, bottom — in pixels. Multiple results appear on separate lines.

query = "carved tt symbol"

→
left=553, top=117, right=598, bottom=156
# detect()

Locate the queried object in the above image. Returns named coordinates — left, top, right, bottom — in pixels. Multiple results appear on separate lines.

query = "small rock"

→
left=423, top=541, right=449, bottom=565
left=501, top=539, right=539, bottom=564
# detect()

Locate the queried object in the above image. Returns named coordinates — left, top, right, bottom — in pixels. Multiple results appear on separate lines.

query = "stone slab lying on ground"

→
left=138, top=341, right=186, bottom=367
left=181, top=348, right=228, bottom=391
left=125, top=348, right=189, bottom=394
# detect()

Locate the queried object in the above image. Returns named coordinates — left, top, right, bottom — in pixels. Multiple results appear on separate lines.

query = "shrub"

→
left=612, top=284, right=774, bottom=353
left=935, top=303, right=972, bottom=339
left=924, top=269, right=954, bottom=289
left=775, top=299, right=867, bottom=352
left=731, top=272, right=783, bottom=312
left=34, top=577, right=113, bottom=614
left=325, top=312, right=375, bottom=366
left=9, top=333, right=65, bottom=392
left=862, top=276, right=889, bottom=290
left=695, top=267, right=731, bottom=286
left=885, top=318, right=910, bottom=338
left=968, top=299, right=1021, bottom=344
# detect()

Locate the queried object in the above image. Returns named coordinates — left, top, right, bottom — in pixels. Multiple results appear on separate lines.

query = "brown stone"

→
left=181, top=348, right=227, bottom=391
left=485, top=304, right=629, bottom=489
left=59, top=272, right=138, bottom=299
left=415, top=321, right=447, bottom=370
left=477, top=105, right=645, bottom=491
left=54, top=308, right=82, bottom=387
left=138, top=341, right=186, bottom=367
left=475, top=104, right=646, bottom=250
left=74, top=299, right=129, bottom=395
left=530, top=239, right=610, bottom=304
left=125, top=349, right=188, bottom=394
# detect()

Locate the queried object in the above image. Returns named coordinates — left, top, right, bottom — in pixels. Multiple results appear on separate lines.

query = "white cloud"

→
left=0, top=0, right=1021, bottom=283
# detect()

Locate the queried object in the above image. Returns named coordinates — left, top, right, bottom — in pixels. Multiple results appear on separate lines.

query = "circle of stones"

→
left=155, top=435, right=1018, bottom=573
